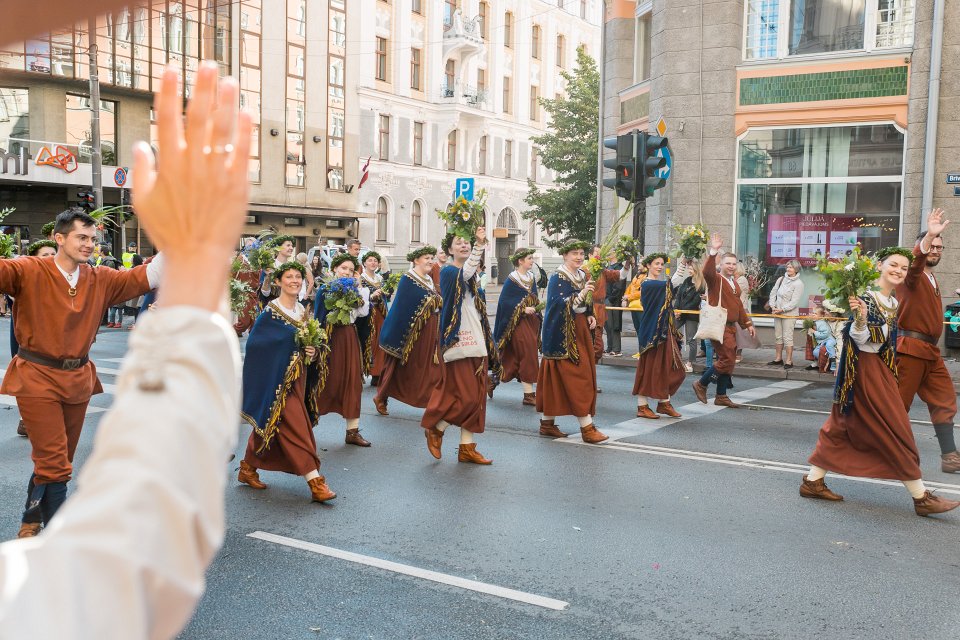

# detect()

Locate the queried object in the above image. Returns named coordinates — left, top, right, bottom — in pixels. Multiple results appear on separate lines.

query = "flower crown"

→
left=641, top=252, right=669, bottom=266
left=406, top=245, right=437, bottom=262
left=874, top=246, right=913, bottom=263
left=557, top=239, right=591, bottom=256
left=27, top=239, right=57, bottom=256
left=269, top=234, right=296, bottom=248
left=273, top=260, right=306, bottom=279
left=509, top=248, right=536, bottom=265
left=363, top=250, right=382, bottom=265
left=330, top=253, right=360, bottom=270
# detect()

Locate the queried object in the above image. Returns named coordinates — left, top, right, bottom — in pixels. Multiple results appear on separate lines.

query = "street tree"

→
left=524, top=47, right=599, bottom=247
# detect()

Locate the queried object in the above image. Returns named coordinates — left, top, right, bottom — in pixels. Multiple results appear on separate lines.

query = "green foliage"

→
left=523, top=48, right=600, bottom=248
left=614, top=235, right=642, bottom=262
left=228, top=277, right=256, bottom=319
left=380, top=272, right=403, bottom=297
left=672, top=224, right=709, bottom=259
left=437, top=190, right=487, bottom=241
left=815, top=247, right=879, bottom=313
left=248, top=246, right=276, bottom=271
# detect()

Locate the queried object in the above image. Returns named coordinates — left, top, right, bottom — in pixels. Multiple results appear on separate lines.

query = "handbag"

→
left=693, top=283, right=727, bottom=342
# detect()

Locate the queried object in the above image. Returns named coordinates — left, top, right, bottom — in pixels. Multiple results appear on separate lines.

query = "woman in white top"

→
left=766, top=260, right=805, bottom=369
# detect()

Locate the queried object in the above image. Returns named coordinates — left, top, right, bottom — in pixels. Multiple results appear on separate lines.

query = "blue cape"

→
left=493, top=274, right=540, bottom=350
left=634, top=279, right=682, bottom=355
left=378, top=272, right=442, bottom=365
left=833, top=294, right=897, bottom=414
left=541, top=269, right=590, bottom=362
left=240, top=303, right=327, bottom=453
left=439, top=263, right=501, bottom=374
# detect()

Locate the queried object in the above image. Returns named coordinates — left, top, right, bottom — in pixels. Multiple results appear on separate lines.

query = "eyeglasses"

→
left=930, top=245, right=945, bottom=253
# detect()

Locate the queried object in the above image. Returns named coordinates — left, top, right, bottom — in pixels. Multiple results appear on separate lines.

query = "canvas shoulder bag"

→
left=693, top=281, right=727, bottom=342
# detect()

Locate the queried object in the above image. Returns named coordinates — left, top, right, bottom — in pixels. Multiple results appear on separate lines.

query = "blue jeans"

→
left=108, top=307, right=123, bottom=323
left=813, top=338, right=836, bottom=360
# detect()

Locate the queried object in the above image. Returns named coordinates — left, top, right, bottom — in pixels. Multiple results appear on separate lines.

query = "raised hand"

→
left=926, top=208, right=950, bottom=238
left=475, top=226, right=487, bottom=246
left=710, top=232, right=723, bottom=252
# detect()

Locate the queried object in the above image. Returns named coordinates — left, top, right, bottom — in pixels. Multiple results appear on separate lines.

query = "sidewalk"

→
left=602, top=331, right=960, bottom=390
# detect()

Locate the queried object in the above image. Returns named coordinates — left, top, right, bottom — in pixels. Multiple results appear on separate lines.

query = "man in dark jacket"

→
left=604, top=257, right=626, bottom=356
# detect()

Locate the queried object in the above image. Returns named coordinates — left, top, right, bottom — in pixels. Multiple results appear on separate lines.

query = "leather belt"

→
left=16, top=348, right=89, bottom=371
left=899, top=329, right=938, bottom=345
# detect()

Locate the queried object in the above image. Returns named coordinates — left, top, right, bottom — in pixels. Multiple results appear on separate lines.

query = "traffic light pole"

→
left=632, top=199, right=645, bottom=258
left=88, top=17, right=104, bottom=212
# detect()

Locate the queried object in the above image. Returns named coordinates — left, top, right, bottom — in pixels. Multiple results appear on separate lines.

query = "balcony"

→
left=443, top=11, right=485, bottom=60
left=439, top=81, right=488, bottom=109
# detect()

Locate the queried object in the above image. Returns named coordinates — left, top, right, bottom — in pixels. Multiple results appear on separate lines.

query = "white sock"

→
left=903, top=479, right=926, bottom=499
left=460, top=429, right=474, bottom=445
left=806, top=465, right=827, bottom=481
left=522, top=382, right=534, bottom=394
left=542, top=415, right=555, bottom=422
left=576, top=415, right=592, bottom=428
left=303, top=469, right=320, bottom=481
left=637, top=399, right=648, bottom=408
left=346, top=418, right=359, bottom=431
left=436, top=420, right=449, bottom=433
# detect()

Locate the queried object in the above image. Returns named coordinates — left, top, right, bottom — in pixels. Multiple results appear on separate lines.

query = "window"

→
left=529, top=86, right=539, bottom=122
left=447, top=129, right=457, bottom=171
left=444, top=60, right=456, bottom=97
left=529, top=219, right=538, bottom=247
left=410, top=48, right=422, bottom=90
left=478, top=2, right=488, bottom=38
left=744, top=0, right=910, bottom=61
left=411, top=200, right=422, bottom=242
left=412, top=0, right=422, bottom=14
left=376, top=197, right=389, bottom=242
left=327, top=0, right=347, bottom=191
left=413, top=121, right=424, bottom=166
left=378, top=115, right=390, bottom=161
left=503, top=76, right=511, bottom=113
left=580, top=0, right=588, bottom=19
left=375, top=36, right=388, bottom=81
left=556, top=35, right=566, bottom=68
left=504, top=12, right=513, bottom=48
left=504, top=140, right=513, bottom=178
left=242, top=0, right=263, bottom=182
left=736, top=124, right=905, bottom=312
left=531, top=25, right=541, bottom=59
left=444, top=0, right=458, bottom=27
left=530, top=150, right=538, bottom=180
left=479, top=135, right=488, bottom=175
left=634, top=13, right=651, bottom=83
left=65, top=94, right=118, bottom=165
left=0, top=89, right=29, bottom=154
left=286, top=0, right=306, bottom=187
left=477, top=68, right=486, bottom=95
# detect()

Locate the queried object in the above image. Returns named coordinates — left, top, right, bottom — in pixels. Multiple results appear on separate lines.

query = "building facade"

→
left=600, top=0, right=956, bottom=314
left=355, top=0, right=601, bottom=280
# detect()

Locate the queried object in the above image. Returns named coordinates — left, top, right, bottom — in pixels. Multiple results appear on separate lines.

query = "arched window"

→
left=376, top=197, right=389, bottom=242
left=411, top=200, right=422, bottom=243
left=447, top=129, right=458, bottom=171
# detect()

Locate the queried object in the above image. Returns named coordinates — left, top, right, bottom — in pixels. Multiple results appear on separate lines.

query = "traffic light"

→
left=77, top=189, right=95, bottom=211
left=640, top=133, right=669, bottom=197
left=602, top=132, right=639, bottom=202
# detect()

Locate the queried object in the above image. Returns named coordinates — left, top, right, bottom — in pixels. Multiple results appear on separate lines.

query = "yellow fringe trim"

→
left=245, top=351, right=304, bottom=455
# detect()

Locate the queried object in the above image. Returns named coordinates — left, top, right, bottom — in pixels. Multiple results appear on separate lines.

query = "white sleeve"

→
left=462, top=244, right=484, bottom=281
left=0, top=307, right=241, bottom=640
left=670, top=263, right=688, bottom=287
left=145, top=252, right=164, bottom=289
left=351, top=286, right=371, bottom=321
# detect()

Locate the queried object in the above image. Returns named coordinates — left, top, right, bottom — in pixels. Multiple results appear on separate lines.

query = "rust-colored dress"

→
left=501, top=313, right=540, bottom=384
left=421, top=357, right=488, bottom=434
left=537, top=314, right=597, bottom=417
left=244, top=373, right=321, bottom=475
left=316, top=324, right=363, bottom=419
left=633, top=334, right=686, bottom=399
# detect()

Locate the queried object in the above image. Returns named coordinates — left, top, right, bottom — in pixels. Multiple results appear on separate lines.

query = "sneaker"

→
left=683, top=361, right=693, bottom=373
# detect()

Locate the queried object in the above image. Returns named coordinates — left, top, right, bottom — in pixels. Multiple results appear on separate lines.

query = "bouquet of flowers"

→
left=296, top=317, right=327, bottom=363
left=534, top=301, right=545, bottom=313
left=437, top=189, right=488, bottom=241
left=322, top=277, right=363, bottom=326
left=247, top=244, right=276, bottom=271
left=228, top=277, right=255, bottom=319
left=741, top=256, right=770, bottom=299
left=815, top=247, right=878, bottom=314
left=672, top=223, right=709, bottom=259
left=614, top=235, right=643, bottom=263
left=380, top=271, right=403, bottom=297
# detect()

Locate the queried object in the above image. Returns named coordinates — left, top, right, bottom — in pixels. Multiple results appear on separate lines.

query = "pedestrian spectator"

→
left=295, top=251, right=312, bottom=302
left=766, top=259, right=804, bottom=369
left=99, top=246, right=125, bottom=329
left=671, top=257, right=704, bottom=372
left=345, top=238, right=362, bottom=259
left=804, top=303, right=837, bottom=373
left=604, top=254, right=627, bottom=357
left=624, top=262, right=647, bottom=356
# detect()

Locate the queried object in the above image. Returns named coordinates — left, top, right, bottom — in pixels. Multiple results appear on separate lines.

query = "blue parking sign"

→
left=455, top=177, right=475, bottom=201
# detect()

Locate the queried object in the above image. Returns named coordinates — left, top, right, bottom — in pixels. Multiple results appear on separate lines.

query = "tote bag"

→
left=693, top=283, right=726, bottom=342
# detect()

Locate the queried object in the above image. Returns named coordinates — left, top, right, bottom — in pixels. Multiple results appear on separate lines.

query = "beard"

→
left=926, top=255, right=941, bottom=268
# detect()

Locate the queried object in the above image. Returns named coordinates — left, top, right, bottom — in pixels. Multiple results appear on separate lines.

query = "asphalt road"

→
left=0, top=324, right=958, bottom=639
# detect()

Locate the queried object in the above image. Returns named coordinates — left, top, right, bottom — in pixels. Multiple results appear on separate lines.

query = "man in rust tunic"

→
left=692, top=232, right=755, bottom=407
left=896, top=208, right=959, bottom=473
left=1, top=208, right=161, bottom=537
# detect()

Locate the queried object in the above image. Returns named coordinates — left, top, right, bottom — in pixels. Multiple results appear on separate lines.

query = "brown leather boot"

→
left=308, top=476, right=337, bottom=502
left=238, top=460, right=267, bottom=490
left=345, top=429, right=371, bottom=447
left=691, top=381, right=708, bottom=404
left=580, top=423, right=609, bottom=444
left=17, top=522, right=41, bottom=539
left=714, top=395, right=741, bottom=408
left=539, top=419, right=568, bottom=438
left=522, top=392, right=536, bottom=406
left=656, top=402, right=682, bottom=418
left=369, top=376, right=380, bottom=387
left=913, top=490, right=960, bottom=516
left=16, top=420, right=26, bottom=437
left=373, top=395, right=389, bottom=416
left=425, top=426, right=444, bottom=459
left=636, top=405, right=659, bottom=420
left=799, top=475, right=843, bottom=501
left=941, top=451, right=960, bottom=474
left=458, top=443, right=493, bottom=465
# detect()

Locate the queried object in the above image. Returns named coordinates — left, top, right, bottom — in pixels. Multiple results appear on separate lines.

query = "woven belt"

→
left=17, top=348, right=89, bottom=371
left=899, top=329, right=938, bottom=345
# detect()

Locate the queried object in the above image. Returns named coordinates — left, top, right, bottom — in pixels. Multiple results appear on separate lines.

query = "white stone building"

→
left=355, top=0, right=601, bottom=280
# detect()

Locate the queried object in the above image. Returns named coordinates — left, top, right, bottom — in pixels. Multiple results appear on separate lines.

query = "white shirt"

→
left=443, top=245, right=488, bottom=362
left=57, top=253, right=163, bottom=290
left=849, top=291, right=896, bottom=354
left=0, top=306, right=241, bottom=639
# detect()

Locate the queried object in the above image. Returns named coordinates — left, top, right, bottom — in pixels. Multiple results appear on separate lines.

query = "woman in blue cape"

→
left=803, top=247, right=958, bottom=517
left=373, top=246, right=443, bottom=416
left=535, top=240, right=608, bottom=444
left=632, top=253, right=685, bottom=419
left=493, top=247, right=542, bottom=406
left=421, top=228, right=499, bottom=465
left=314, top=253, right=372, bottom=447
left=238, top=261, right=337, bottom=503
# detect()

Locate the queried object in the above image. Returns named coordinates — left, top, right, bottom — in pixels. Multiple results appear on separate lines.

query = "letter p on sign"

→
left=455, top=177, right=475, bottom=201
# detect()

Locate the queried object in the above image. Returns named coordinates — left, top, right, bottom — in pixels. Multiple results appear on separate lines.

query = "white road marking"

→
left=247, top=531, right=570, bottom=611
left=555, top=440, right=960, bottom=496
left=0, top=366, right=117, bottom=415
left=744, top=403, right=935, bottom=426
left=591, top=380, right=811, bottom=442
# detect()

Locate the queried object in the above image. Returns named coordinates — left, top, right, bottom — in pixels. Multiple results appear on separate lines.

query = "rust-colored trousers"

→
left=18, top=397, right=90, bottom=484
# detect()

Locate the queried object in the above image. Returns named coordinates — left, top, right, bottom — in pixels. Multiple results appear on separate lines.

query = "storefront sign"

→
left=0, top=148, right=30, bottom=176
left=947, top=173, right=960, bottom=184
left=36, top=145, right=78, bottom=173
left=767, top=214, right=861, bottom=266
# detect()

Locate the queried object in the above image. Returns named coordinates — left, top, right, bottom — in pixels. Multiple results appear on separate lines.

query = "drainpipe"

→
left=921, top=0, right=945, bottom=216
left=595, top=1, right=608, bottom=244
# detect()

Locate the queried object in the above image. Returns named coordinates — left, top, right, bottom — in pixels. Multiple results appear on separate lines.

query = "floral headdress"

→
left=406, top=245, right=437, bottom=262
left=40, top=221, right=56, bottom=238
left=269, top=234, right=296, bottom=248
left=641, top=252, right=669, bottom=267
left=509, top=247, right=536, bottom=265
left=331, top=253, right=360, bottom=270
left=362, top=251, right=382, bottom=265
left=27, top=239, right=57, bottom=256
left=875, top=246, right=914, bottom=263
left=557, top=239, right=592, bottom=256
left=273, top=260, right=306, bottom=280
